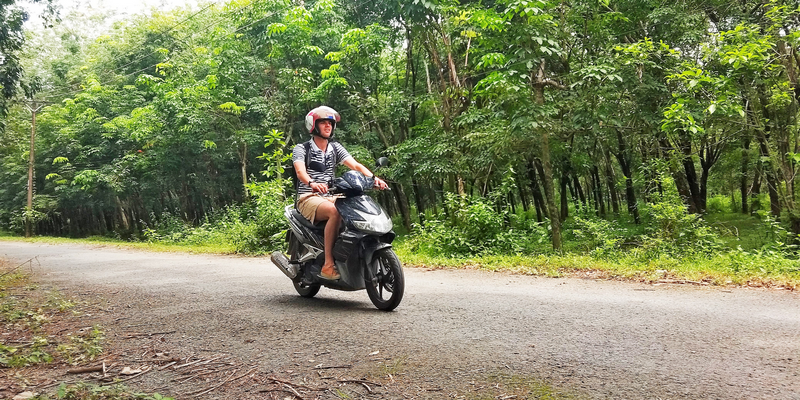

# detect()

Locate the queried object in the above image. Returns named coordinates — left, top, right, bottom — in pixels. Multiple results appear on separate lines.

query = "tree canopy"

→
left=3, top=0, right=800, bottom=253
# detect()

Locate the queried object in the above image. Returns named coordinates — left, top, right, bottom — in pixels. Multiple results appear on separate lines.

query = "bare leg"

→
left=314, top=200, right=341, bottom=278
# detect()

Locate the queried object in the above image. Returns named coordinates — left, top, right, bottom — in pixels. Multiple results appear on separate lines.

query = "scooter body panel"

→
left=276, top=169, right=402, bottom=308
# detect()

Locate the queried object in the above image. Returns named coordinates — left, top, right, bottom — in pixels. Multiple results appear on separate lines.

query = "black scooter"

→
left=270, top=158, right=404, bottom=311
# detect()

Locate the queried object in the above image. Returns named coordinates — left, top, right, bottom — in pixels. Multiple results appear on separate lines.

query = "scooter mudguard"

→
left=363, top=243, right=393, bottom=270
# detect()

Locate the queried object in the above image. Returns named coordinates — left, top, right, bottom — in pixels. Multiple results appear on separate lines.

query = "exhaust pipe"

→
left=271, top=251, right=297, bottom=279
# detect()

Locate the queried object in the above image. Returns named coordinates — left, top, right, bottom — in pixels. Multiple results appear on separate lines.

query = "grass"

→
left=3, top=211, right=799, bottom=290
left=466, top=373, right=583, bottom=399
left=0, top=261, right=105, bottom=369
left=0, top=260, right=175, bottom=400
left=394, top=209, right=800, bottom=290
left=0, top=234, right=237, bottom=254
left=32, top=383, right=174, bottom=400
left=394, top=243, right=800, bottom=289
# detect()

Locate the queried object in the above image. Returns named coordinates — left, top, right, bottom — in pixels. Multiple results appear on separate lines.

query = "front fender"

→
left=362, top=242, right=393, bottom=274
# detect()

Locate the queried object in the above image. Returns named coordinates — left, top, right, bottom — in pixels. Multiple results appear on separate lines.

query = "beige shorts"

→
left=296, top=193, right=337, bottom=224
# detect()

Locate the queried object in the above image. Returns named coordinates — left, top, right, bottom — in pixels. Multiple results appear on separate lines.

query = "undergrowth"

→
left=395, top=178, right=800, bottom=289
left=32, top=383, right=174, bottom=400
left=4, top=176, right=800, bottom=288
left=463, top=373, right=582, bottom=399
left=1, top=261, right=172, bottom=400
left=0, top=261, right=103, bottom=365
left=140, top=179, right=290, bottom=254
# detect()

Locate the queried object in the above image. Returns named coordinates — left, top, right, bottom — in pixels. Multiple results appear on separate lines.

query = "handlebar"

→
left=324, top=176, right=390, bottom=195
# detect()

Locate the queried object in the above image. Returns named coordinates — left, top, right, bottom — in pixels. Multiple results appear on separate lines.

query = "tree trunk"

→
left=527, top=60, right=565, bottom=250
left=659, top=138, right=698, bottom=213
left=527, top=159, right=547, bottom=221
left=756, top=131, right=783, bottom=217
left=567, top=173, right=580, bottom=211
left=750, top=169, right=762, bottom=213
left=700, top=165, right=710, bottom=212
left=560, top=172, right=569, bottom=220
left=240, top=142, right=249, bottom=200
left=592, top=167, right=606, bottom=217
left=604, top=148, right=620, bottom=215
left=538, top=133, right=562, bottom=250
left=679, top=136, right=703, bottom=213
left=516, top=171, right=530, bottom=213
left=754, top=88, right=784, bottom=217
left=572, top=174, right=587, bottom=207
left=534, top=89, right=561, bottom=249
left=699, top=138, right=723, bottom=213
left=392, top=184, right=412, bottom=232
left=741, top=138, right=751, bottom=214
left=614, top=131, right=640, bottom=224
left=412, top=177, right=425, bottom=226
left=791, top=214, right=800, bottom=245
left=115, top=196, right=130, bottom=232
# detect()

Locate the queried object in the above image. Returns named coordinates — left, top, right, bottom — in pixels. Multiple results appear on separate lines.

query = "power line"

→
left=109, top=2, right=219, bottom=75
left=37, top=0, right=259, bottom=99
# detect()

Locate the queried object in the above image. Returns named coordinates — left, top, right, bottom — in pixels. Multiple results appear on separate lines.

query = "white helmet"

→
left=305, top=106, right=341, bottom=137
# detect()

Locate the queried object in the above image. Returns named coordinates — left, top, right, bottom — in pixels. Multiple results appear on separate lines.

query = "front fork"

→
left=362, top=242, right=393, bottom=283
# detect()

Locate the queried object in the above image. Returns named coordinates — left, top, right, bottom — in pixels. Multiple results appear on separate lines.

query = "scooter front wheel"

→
left=365, top=248, right=404, bottom=311
left=294, top=280, right=321, bottom=298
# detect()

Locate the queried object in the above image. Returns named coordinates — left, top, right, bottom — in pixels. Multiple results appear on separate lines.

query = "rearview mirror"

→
left=375, top=157, right=390, bottom=168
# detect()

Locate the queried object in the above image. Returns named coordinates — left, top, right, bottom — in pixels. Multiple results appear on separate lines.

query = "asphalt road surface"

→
left=1, top=241, right=799, bottom=399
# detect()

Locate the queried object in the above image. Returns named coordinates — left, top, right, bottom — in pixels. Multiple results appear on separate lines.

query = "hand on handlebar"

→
left=310, top=181, right=329, bottom=194
left=373, top=177, right=389, bottom=190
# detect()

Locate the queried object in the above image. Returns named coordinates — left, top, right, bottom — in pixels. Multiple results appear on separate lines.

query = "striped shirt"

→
left=292, top=140, right=352, bottom=197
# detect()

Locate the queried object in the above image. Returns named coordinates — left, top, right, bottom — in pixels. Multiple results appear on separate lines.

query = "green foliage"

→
left=4, top=0, right=800, bottom=267
left=56, top=325, right=105, bottom=365
left=637, top=175, right=723, bottom=257
left=257, top=130, right=291, bottom=179
left=406, top=193, right=549, bottom=257
left=143, top=179, right=290, bottom=254
left=752, top=211, right=799, bottom=255
left=32, top=383, right=174, bottom=400
left=706, top=195, right=736, bottom=214
left=571, top=216, right=626, bottom=256
left=0, top=336, right=53, bottom=367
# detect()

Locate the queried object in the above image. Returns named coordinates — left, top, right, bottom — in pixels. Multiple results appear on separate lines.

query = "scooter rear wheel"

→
left=294, top=280, right=321, bottom=298
left=365, top=248, right=404, bottom=311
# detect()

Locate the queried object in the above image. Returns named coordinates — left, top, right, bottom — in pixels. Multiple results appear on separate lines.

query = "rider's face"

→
left=317, top=120, right=333, bottom=137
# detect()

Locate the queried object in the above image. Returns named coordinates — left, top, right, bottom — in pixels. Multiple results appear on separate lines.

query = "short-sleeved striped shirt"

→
left=292, top=140, right=352, bottom=197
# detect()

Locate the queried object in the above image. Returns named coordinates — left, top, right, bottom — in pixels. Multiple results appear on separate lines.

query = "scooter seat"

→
left=291, top=208, right=325, bottom=230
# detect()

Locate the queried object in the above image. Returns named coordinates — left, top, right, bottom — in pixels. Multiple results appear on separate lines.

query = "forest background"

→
left=2, top=0, right=800, bottom=288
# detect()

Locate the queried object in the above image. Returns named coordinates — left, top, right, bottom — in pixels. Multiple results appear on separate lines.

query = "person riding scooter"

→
left=292, top=106, right=388, bottom=281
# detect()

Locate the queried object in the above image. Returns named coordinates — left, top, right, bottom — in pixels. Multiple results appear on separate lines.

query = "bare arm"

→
left=294, top=161, right=328, bottom=194
left=342, top=158, right=388, bottom=190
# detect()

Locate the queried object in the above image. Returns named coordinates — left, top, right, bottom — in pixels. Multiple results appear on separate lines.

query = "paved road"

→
left=2, top=241, right=799, bottom=399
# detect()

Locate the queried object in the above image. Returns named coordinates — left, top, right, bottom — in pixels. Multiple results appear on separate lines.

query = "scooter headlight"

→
left=353, top=217, right=393, bottom=235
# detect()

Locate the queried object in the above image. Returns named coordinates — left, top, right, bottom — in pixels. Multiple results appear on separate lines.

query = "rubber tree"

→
left=472, top=0, right=568, bottom=250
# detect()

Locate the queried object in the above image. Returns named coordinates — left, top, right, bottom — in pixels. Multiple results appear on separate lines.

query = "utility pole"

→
left=25, top=100, right=45, bottom=238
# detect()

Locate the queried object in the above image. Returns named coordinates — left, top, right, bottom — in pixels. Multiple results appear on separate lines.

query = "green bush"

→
left=638, top=178, right=723, bottom=258
left=571, top=216, right=626, bottom=256
left=706, top=195, right=736, bottom=214
left=141, top=179, right=290, bottom=254
left=405, top=193, right=549, bottom=257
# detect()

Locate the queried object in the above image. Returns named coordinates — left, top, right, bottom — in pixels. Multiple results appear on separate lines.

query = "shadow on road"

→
left=266, top=294, right=387, bottom=313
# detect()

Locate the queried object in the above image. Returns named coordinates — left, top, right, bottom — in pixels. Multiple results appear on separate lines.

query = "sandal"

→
left=318, top=268, right=341, bottom=281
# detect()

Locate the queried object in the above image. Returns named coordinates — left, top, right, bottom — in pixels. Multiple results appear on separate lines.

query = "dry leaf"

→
left=120, top=367, right=142, bottom=375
